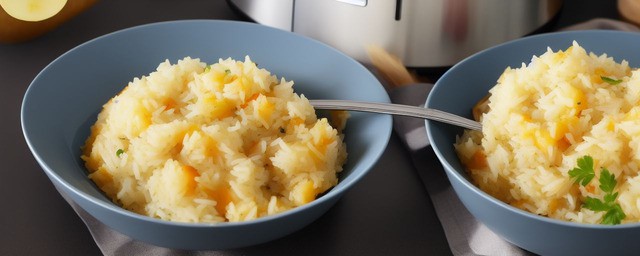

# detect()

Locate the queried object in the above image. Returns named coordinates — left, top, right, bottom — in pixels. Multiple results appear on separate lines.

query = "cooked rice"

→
left=455, top=41, right=640, bottom=224
left=81, top=56, right=347, bottom=223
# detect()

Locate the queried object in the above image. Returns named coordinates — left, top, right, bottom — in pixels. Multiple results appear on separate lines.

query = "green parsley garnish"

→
left=568, top=155, right=594, bottom=186
left=601, top=76, right=622, bottom=85
left=602, top=204, right=626, bottom=225
left=599, top=169, right=617, bottom=193
left=116, top=149, right=124, bottom=157
left=569, top=156, right=626, bottom=225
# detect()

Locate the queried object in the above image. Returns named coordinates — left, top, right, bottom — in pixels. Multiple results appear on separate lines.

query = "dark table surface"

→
left=0, top=1, right=620, bottom=255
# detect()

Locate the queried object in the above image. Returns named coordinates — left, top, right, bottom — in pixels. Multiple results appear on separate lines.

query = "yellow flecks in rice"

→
left=454, top=41, right=640, bottom=224
left=81, top=56, right=348, bottom=223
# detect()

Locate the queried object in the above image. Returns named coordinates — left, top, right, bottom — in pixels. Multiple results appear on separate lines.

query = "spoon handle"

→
left=309, top=100, right=481, bottom=131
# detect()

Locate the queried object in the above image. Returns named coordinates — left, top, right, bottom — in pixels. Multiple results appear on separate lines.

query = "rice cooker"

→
left=227, top=0, right=563, bottom=68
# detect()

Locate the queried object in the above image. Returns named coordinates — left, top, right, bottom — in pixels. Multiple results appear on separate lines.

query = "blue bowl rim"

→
left=427, top=29, right=640, bottom=229
left=21, top=19, right=392, bottom=228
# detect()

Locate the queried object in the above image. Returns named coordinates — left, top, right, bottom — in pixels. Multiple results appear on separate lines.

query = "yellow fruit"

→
left=0, top=0, right=67, bottom=22
left=0, top=0, right=97, bottom=43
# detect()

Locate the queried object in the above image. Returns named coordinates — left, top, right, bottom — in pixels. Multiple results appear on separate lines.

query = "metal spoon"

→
left=310, top=99, right=481, bottom=131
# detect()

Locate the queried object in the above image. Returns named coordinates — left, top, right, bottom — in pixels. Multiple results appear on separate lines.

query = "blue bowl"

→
left=21, top=20, right=392, bottom=250
left=427, top=30, right=640, bottom=256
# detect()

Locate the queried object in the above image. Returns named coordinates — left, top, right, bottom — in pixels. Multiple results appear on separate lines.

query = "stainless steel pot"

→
left=229, top=0, right=563, bottom=68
